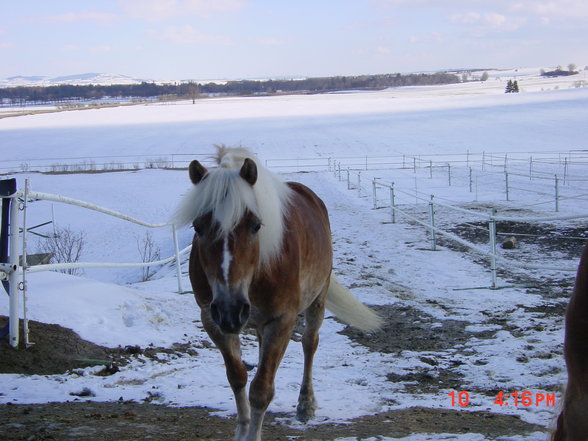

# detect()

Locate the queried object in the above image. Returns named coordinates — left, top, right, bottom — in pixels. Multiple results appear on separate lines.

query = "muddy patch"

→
left=0, top=401, right=545, bottom=441
left=340, top=304, right=494, bottom=354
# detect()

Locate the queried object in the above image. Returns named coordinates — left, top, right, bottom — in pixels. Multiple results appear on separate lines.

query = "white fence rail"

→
left=1, top=180, right=191, bottom=348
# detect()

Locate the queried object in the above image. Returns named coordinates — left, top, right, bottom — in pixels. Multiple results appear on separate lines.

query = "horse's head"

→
left=188, top=158, right=261, bottom=334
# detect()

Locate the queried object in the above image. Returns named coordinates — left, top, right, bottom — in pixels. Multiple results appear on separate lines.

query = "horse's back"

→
left=284, top=181, right=333, bottom=308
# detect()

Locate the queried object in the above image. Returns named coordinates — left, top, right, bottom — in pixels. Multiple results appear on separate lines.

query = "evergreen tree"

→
left=512, top=80, right=519, bottom=92
left=505, top=80, right=513, bottom=93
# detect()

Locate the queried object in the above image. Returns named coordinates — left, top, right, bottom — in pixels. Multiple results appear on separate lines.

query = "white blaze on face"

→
left=221, top=236, right=232, bottom=282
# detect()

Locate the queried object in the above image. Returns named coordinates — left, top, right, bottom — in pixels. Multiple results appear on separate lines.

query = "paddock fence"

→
left=5, top=149, right=588, bottom=176
left=2, top=149, right=588, bottom=348
left=328, top=157, right=588, bottom=290
left=0, top=178, right=191, bottom=349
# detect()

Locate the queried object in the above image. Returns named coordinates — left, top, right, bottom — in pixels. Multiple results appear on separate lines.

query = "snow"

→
left=1, top=70, right=587, bottom=439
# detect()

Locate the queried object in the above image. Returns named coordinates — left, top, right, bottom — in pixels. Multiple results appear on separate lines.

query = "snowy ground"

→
left=1, top=68, right=588, bottom=440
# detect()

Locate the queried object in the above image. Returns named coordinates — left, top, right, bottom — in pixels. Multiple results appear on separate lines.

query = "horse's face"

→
left=190, top=159, right=260, bottom=334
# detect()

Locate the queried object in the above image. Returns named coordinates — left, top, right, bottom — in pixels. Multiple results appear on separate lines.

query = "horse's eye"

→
left=251, top=222, right=262, bottom=234
left=193, top=220, right=204, bottom=236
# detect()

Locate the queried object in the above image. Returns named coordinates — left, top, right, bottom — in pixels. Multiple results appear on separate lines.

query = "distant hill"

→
left=0, top=73, right=148, bottom=88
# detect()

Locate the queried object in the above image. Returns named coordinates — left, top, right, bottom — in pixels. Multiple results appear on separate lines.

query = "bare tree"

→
left=187, top=82, right=200, bottom=104
left=137, top=231, right=161, bottom=282
left=38, top=226, right=86, bottom=275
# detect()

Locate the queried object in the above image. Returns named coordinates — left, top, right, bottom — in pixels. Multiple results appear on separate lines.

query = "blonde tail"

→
left=326, top=275, right=383, bottom=332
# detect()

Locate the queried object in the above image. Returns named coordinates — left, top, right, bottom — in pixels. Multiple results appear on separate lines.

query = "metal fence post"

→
left=447, top=163, right=451, bottom=186
left=469, top=167, right=473, bottom=193
left=357, top=171, right=361, bottom=197
left=429, top=160, right=433, bottom=179
left=21, top=180, right=31, bottom=346
left=9, top=191, right=20, bottom=348
left=372, top=178, right=378, bottom=209
left=172, top=224, right=184, bottom=293
left=489, top=211, right=498, bottom=289
left=555, top=174, right=560, bottom=212
left=428, top=195, right=437, bottom=251
left=390, top=183, right=396, bottom=224
left=346, top=168, right=351, bottom=190
left=505, top=171, right=510, bottom=201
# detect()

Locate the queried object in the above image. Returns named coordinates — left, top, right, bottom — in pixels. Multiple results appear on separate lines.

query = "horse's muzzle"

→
left=210, top=295, right=250, bottom=334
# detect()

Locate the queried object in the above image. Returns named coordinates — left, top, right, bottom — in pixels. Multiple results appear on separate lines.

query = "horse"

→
left=173, top=147, right=382, bottom=441
left=552, top=241, right=588, bottom=441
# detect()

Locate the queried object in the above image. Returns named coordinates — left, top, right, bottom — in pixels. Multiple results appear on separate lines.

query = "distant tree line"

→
left=540, top=64, right=579, bottom=77
left=0, top=72, right=460, bottom=105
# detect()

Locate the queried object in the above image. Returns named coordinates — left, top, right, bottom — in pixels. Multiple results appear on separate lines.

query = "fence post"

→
left=447, top=163, right=452, bottom=186
left=21, top=180, right=31, bottom=346
left=337, top=161, right=341, bottom=181
left=555, top=174, right=560, bottom=212
left=489, top=211, right=498, bottom=289
left=505, top=171, right=510, bottom=201
left=529, top=156, right=533, bottom=180
left=482, top=151, right=486, bottom=171
left=357, top=171, right=361, bottom=197
left=429, top=160, right=433, bottom=179
left=346, top=168, right=351, bottom=190
left=469, top=167, right=473, bottom=193
left=390, top=183, right=396, bottom=224
left=428, top=195, right=437, bottom=251
left=372, top=178, right=378, bottom=209
left=9, top=190, right=20, bottom=348
left=172, top=225, right=184, bottom=293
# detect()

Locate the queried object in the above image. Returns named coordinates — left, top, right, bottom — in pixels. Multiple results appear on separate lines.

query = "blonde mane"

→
left=173, top=147, right=292, bottom=267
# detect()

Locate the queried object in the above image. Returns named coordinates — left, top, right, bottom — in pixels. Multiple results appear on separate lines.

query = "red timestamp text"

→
left=448, top=390, right=556, bottom=408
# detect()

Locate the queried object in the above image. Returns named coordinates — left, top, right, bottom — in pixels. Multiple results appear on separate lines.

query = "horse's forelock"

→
left=174, top=147, right=292, bottom=266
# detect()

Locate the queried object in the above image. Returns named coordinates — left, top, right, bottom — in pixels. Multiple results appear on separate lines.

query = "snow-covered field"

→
left=1, top=68, right=588, bottom=440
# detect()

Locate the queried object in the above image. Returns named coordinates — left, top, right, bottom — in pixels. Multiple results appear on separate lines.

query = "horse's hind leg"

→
left=201, top=309, right=250, bottom=440
left=296, top=291, right=326, bottom=422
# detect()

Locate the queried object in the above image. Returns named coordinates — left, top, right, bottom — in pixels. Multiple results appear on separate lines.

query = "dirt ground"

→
left=1, top=315, right=548, bottom=440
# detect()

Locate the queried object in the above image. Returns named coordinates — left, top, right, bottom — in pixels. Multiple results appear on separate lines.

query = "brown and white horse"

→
left=552, top=241, right=588, bottom=441
left=174, top=147, right=382, bottom=441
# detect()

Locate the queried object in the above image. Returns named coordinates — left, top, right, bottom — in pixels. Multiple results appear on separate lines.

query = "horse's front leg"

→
left=245, top=313, right=296, bottom=441
left=201, top=308, right=250, bottom=440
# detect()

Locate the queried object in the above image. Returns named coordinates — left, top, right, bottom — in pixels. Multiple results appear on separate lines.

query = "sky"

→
left=1, top=0, right=587, bottom=81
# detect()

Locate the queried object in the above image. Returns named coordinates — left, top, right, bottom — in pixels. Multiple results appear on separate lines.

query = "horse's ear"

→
left=240, top=158, right=257, bottom=186
left=189, top=160, right=208, bottom=185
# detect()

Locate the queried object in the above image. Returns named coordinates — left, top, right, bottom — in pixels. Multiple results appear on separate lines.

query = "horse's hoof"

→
left=296, top=401, right=316, bottom=423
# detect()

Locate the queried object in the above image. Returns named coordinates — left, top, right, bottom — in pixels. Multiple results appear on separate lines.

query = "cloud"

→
left=41, top=11, right=119, bottom=26
left=153, top=25, right=232, bottom=45
left=120, top=0, right=245, bottom=21
left=450, top=11, right=524, bottom=32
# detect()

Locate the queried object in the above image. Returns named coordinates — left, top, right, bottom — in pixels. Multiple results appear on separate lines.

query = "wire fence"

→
left=330, top=159, right=588, bottom=291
